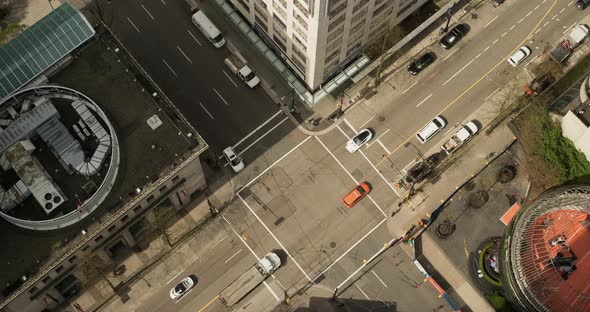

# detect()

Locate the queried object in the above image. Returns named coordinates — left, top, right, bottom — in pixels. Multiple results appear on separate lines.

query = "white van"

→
left=416, top=116, right=446, bottom=144
left=191, top=10, right=225, bottom=48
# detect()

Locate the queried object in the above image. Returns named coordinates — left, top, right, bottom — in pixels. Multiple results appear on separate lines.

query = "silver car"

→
left=345, top=129, right=374, bottom=153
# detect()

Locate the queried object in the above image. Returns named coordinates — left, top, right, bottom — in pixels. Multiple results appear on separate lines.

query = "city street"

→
left=91, top=0, right=589, bottom=311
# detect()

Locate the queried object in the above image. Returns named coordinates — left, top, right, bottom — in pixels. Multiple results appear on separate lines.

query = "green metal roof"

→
left=0, top=3, right=95, bottom=99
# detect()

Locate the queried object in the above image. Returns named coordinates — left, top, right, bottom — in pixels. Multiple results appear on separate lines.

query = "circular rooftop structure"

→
left=0, top=85, right=119, bottom=230
left=503, top=185, right=590, bottom=312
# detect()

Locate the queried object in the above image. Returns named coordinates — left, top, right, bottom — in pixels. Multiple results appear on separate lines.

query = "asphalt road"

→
left=104, top=0, right=278, bottom=150
left=106, top=1, right=589, bottom=311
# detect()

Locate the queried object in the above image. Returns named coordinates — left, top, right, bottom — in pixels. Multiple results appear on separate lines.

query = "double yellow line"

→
left=376, top=0, right=559, bottom=168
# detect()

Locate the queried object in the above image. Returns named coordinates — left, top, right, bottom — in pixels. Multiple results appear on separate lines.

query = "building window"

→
left=294, top=0, right=308, bottom=15
left=108, top=225, right=116, bottom=233
left=329, top=1, right=345, bottom=18
left=397, top=0, right=418, bottom=17
left=82, top=246, right=90, bottom=252
left=328, top=15, right=345, bottom=32
left=134, top=205, right=142, bottom=213
left=95, top=235, right=104, bottom=243
left=147, top=195, right=155, bottom=203
left=236, top=0, right=249, bottom=12
left=29, top=286, right=38, bottom=294
left=256, top=16, right=268, bottom=31
left=353, top=0, right=369, bottom=14
left=42, top=276, right=51, bottom=284
left=121, top=215, right=129, bottom=222
left=159, top=185, right=168, bottom=193
left=56, top=265, right=64, bottom=273
left=172, top=176, right=180, bottom=183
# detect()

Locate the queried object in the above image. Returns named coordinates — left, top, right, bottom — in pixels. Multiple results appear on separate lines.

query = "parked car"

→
left=416, top=116, right=447, bottom=144
left=223, top=146, right=245, bottom=173
left=524, top=73, right=555, bottom=96
left=170, top=276, right=195, bottom=300
left=342, top=182, right=370, bottom=208
left=490, top=0, right=504, bottom=7
left=441, top=121, right=479, bottom=155
left=507, top=46, right=531, bottom=67
left=577, top=0, right=590, bottom=10
left=345, top=129, right=373, bottom=153
left=439, top=24, right=468, bottom=49
left=408, top=52, right=435, bottom=75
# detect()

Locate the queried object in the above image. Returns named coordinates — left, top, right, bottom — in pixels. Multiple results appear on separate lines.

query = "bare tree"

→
left=76, top=253, right=118, bottom=293
left=142, top=205, right=180, bottom=248
left=364, top=25, right=404, bottom=87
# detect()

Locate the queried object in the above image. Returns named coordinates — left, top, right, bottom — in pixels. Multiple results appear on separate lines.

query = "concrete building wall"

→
left=4, top=153, right=207, bottom=312
left=561, top=111, right=590, bottom=161
left=228, top=0, right=428, bottom=90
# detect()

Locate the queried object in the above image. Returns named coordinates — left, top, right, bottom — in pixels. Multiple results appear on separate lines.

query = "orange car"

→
left=342, top=182, right=371, bottom=208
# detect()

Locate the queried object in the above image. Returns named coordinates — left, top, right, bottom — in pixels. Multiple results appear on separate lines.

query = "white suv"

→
left=416, top=116, right=447, bottom=144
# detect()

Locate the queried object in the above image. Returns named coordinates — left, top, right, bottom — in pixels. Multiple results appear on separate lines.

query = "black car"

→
left=439, top=24, right=468, bottom=50
left=577, top=0, right=590, bottom=9
left=408, top=52, right=435, bottom=75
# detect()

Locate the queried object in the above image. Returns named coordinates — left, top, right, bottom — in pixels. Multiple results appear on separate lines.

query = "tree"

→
left=76, top=252, right=118, bottom=293
left=81, top=0, right=115, bottom=27
left=142, top=205, right=180, bottom=248
left=364, top=25, right=404, bottom=87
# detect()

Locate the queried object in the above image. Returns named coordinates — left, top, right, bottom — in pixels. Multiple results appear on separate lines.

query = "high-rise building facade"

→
left=229, top=0, right=428, bottom=90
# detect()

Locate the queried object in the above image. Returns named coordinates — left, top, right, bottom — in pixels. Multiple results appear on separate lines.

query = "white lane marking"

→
left=238, top=117, right=289, bottom=156
left=526, top=12, right=532, bottom=17
left=442, top=49, right=458, bottom=61
left=224, top=249, right=242, bottom=264
left=359, top=116, right=374, bottom=129
left=160, top=0, right=166, bottom=4
left=560, top=7, right=565, bottom=13
left=237, top=193, right=313, bottom=282
left=509, top=25, right=515, bottom=31
left=377, top=140, right=391, bottom=155
left=484, top=16, right=498, bottom=28
left=141, top=4, right=155, bottom=20
left=337, top=126, right=399, bottom=199
left=568, top=0, right=573, bottom=6
left=316, top=135, right=390, bottom=212
left=402, top=81, right=418, bottom=95
left=177, top=46, right=193, bottom=64
left=233, top=110, right=283, bottom=149
left=335, top=235, right=398, bottom=291
left=127, top=17, right=140, bottom=33
left=551, top=14, right=557, bottom=20
left=415, top=94, right=432, bottom=107
left=355, top=283, right=371, bottom=300
left=211, top=234, right=228, bottom=249
left=501, top=32, right=507, bottom=37
left=367, top=129, right=390, bottom=148
left=534, top=5, right=540, bottom=10
left=222, top=70, right=239, bottom=87
left=524, top=55, right=538, bottom=67
left=492, top=39, right=499, bottom=45
left=343, top=118, right=358, bottom=134
left=200, top=102, right=214, bottom=120
left=535, top=28, right=541, bottom=34
left=543, top=21, right=550, bottom=28
left=443, top=127, right=454, bottom=136
left=475, top=53, right=482, bottom=59
left=262, top=281, right=281, bottom=301
left=371, top=270, right=388, bottom=288
left=175, top=289, right=194, bottom=303
left=485, top=88, right=499, bottom=101
left=483, top=46, right=490, bottom=52
left=162, top=59, right=177, bottom=77
left=442, top=59, right=474, bottom=86
left=517, top=17, right=525, bottom=24
left=213, top=88, right=229, bottom=106
left=314, top=218, right=388, bottom=282
left=563, top=23, right=576, bottom=34
left=239, top=136, right=311, bottom=191
left=187, top=30, right=202, bottom=46
left=166, top=270, right=184, bottom=284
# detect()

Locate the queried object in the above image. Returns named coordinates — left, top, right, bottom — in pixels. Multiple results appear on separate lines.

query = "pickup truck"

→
left=219, top=252, right=281, bottom=307
left=224, top=52, right=261, bottom=88
left=441, top=121, right=479, bottom=155
left=550, top=24, right=590, bottom=63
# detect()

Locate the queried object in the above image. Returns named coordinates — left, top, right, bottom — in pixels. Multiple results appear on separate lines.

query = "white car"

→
left=507, top=46, right=531, bottom=67
left=170, top=276, right=195, bottom=300
left=345, top=129, right=374, bottom=153
left=223, top=147, right=244, bottom=173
